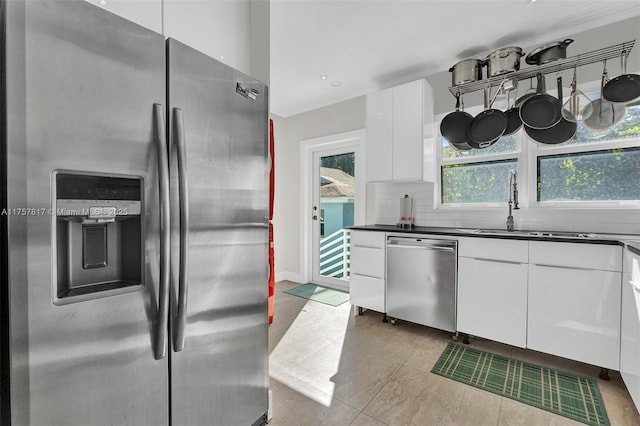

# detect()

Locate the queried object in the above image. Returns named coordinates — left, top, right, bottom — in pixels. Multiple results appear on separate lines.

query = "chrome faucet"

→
left=506, top=170, right=519, bottom=231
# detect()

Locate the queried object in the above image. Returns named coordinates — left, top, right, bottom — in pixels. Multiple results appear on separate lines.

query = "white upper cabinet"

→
left=83, top=0, right=252, bottom=75
left=366, top=88, right=393, bottom=182
left=84, top=0, right=163, bottom=33
left=366, top=79, right=434, bottom=182
left=163, top=0, right=251, bottom=75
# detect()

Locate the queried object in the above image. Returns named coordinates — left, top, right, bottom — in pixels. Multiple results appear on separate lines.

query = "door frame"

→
left=300, top=129, right=366, bottom=289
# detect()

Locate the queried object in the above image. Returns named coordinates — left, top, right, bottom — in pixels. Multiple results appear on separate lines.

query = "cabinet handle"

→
left=531, top=263, right=615, bottom=272
left=465, top=257, right=524, bottom=265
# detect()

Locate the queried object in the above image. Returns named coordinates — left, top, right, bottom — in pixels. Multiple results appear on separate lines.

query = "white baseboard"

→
left=275, top=271, right=303, bottom=283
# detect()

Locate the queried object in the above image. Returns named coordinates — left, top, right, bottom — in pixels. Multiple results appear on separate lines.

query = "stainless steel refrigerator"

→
left=0, top=1, right=269, bottom=425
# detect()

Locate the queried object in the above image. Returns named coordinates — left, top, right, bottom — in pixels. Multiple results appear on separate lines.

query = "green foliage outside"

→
left=538, top=147, right=640, bottom=201
left=442, top=160, right=516, bottom=204
left=320, top=152, right=355, bottom=176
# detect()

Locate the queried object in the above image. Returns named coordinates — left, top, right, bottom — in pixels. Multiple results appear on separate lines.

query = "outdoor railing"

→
left=319, top=229, right=350, bottom=279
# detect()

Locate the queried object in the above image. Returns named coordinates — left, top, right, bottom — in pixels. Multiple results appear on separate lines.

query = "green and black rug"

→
left=432, top=342, right=609, bottom=426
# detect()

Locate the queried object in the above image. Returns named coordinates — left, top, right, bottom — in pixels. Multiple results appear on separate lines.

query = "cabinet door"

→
left=458, top=257, right=528, bottom=347
left=84, top=0, right=162, bottom=33
left=350, top=274, right=385, bottom=313
left=528, top=265, right=621, bottom=369
left=163, top=0, right=251, bottom=74
left=365, top=89, right=393, bottom=182
left=621, top=249, right=640, bottom=410
left=392, top=80, right=423, bottom=181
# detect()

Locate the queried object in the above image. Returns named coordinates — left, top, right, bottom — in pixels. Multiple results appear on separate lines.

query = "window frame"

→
left=436, top=79, right=640, bottom=210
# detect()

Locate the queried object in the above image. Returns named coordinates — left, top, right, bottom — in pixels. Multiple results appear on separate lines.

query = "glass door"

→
left=311, top=148, right=355, bottom=290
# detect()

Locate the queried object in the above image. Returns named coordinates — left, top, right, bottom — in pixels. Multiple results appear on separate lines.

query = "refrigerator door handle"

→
left=154, top=103, right=170, bottom=360
left=173, top=107, right=189, bottom=352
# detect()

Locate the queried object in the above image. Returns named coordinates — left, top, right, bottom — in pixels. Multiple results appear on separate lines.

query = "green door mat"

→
left=283, top=283, right=349, bottom=306
left=432, top=342, right=609, bottom=426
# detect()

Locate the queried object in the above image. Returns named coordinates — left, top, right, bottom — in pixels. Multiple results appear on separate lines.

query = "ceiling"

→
left=270, top=0, right=640, bottom=117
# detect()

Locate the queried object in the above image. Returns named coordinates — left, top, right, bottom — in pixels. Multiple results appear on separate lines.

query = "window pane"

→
left=442, top=133, right=519, bottom=159
left=442, top=159, right=517, bottom=204
left=540, top=102, right=640, bottom=147
left=537, top=147, right=640, bottom=202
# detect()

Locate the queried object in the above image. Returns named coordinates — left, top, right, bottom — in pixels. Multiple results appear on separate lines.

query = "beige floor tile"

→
left=269, top=280, right=640, bottom=426
left=363, top=364, right=501, bottom=425
left=497, top=397, right=553, bottom=425
left=350, top=412, right=388, bottom=426
left=268, top=380, right=360, bottom=426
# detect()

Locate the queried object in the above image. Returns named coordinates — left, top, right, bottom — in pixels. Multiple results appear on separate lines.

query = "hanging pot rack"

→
left=448, top=40, right=636, bottom=96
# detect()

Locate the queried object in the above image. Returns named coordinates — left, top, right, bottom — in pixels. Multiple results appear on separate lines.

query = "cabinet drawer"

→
left=350, top=247, right=385, bottom=278
left=351, top=230, right=385, bottom=249
left=529, top=241, right=622, bottom=271
left=350, top=274, right=385, bottom=313
left=458, top=237, right=528, bottom=263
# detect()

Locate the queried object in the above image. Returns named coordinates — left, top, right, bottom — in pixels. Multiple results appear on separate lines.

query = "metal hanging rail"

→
left=448, top=40, right=636, bottom=96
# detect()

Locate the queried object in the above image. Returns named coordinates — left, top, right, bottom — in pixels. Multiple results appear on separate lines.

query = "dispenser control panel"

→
left=55, top=173, right=141, bottom=217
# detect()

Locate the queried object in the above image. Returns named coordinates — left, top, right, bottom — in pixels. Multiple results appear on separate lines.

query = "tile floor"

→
left=268, top=280, right=640, bottom=426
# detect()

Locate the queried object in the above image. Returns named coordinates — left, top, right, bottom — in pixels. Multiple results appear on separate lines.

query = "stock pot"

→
left=485, top=47, right=524, bottom=77
left=449, top=59, right=483, bottom=86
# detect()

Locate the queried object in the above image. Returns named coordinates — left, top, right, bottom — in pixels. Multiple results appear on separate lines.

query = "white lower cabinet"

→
left=528, top=242, right=622, bottom=370
left=457, top=238, right=528, bottom=348
left=458, top=257, right=528, bottom=348
left=621, top=247, right=640, bottom=411
left=349, top=231, right=386, bottom=313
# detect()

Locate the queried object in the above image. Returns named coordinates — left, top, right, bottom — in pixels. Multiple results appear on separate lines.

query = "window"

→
left=537, top=147, right=640, bottom=202
left=442, top=159, right=517, bottom=204
left=437, top=83, right=640, bottom=209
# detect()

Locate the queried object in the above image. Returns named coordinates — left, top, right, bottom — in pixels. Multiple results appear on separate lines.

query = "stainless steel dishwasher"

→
left=386, top=236, right=457, bottom=332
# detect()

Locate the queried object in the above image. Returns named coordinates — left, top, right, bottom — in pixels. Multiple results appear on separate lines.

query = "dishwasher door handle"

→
left=388, top=243, right=455, bottom=252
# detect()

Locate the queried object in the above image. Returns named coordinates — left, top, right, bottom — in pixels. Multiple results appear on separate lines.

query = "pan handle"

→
left=536, top=73, right=546, bottom=94
left=557, top=76, right=563, bottom=103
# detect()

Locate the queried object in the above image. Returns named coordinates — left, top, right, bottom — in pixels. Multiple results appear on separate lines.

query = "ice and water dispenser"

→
left=53, top=172, right=143, bottom=304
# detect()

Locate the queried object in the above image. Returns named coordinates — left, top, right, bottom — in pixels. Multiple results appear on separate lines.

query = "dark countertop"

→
left=349, top=224, right=640, bottom=246
left=627, top=241, right=640, bottom=256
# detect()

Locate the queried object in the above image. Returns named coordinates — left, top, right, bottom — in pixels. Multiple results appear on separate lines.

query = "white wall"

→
left=370, top=181, right=640, bottom=236
left=271, top=97, right=365, bottom=282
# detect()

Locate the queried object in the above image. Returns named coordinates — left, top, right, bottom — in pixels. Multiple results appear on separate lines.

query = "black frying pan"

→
left=468, top=85, right=507, bottom=148
left=519, top=73, right=562, bottom=130
left=440, top=93, right=473, bottom=145
left=503, top=89, right=522, bottom=136
left=603, top=51, right=640, bottom=103
left=525, top=77, right=576, bottom=145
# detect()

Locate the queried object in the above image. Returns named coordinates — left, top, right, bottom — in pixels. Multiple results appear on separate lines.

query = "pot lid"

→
left=485, top=46, right=523, bottom=60
left=525, top=39, right=574, bottom=65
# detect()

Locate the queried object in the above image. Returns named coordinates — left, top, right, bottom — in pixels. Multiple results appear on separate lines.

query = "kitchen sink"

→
left=472, top=229, right=598, bottom=239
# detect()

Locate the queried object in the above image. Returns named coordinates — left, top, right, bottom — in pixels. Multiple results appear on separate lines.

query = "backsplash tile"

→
left=368, top=181, right=640, bottom=235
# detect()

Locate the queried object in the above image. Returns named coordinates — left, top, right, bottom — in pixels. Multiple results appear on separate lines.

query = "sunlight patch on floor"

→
left=269, top=300, right=351, bottom=407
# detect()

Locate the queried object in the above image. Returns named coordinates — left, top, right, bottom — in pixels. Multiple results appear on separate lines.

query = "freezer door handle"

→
left=173, top=107, right=189, bottom=352
left=154, top=103, right=170, bottom=360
